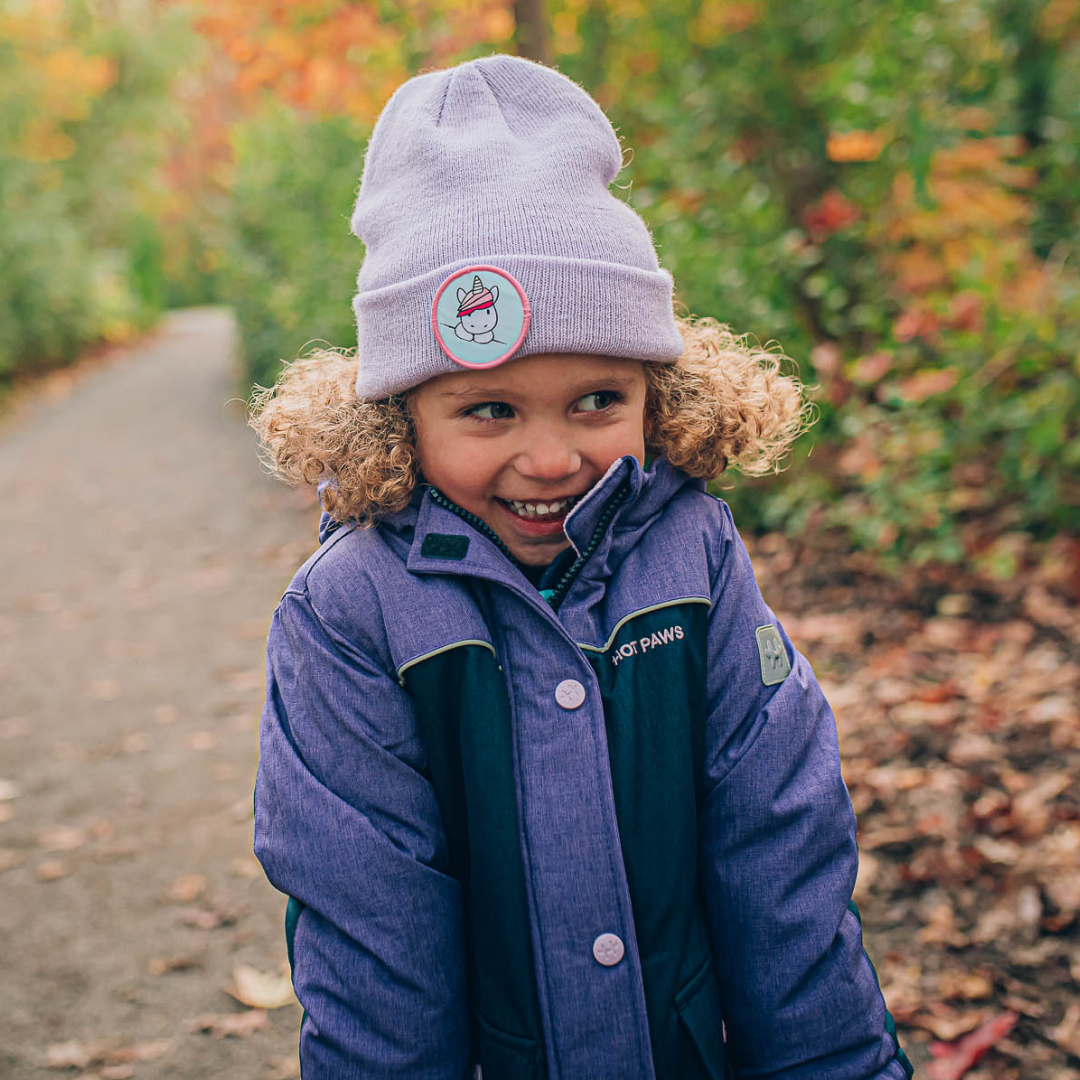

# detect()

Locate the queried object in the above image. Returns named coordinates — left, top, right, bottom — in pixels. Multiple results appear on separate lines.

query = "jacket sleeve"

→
left=699, top=500, right=912, bottom=1080
left=254, top=586, right=469, bottom=1080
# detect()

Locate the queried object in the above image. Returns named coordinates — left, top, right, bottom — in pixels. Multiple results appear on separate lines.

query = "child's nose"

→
left=515, top=432, right=582, bottom=482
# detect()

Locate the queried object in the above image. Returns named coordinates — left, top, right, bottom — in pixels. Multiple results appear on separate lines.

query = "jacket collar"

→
left=319, top=453, right=704, bottom=591
left=390, top=454, right=702, bottom=591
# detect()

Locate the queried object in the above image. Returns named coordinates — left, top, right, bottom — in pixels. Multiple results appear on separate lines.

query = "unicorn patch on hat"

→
left=431, top=264, right=531, bottom=371
left=452, top=274, right=500, bottom=344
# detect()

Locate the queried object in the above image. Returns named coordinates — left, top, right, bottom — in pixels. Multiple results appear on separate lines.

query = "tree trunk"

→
left=514, top=0, right=550, bottom=64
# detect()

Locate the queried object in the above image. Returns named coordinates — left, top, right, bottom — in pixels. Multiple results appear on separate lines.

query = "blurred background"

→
left=0, top=1, right=1078, bottom=1078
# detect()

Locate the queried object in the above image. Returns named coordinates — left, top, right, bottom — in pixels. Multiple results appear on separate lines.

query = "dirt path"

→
left=0, top=309, right=317, bottom=1078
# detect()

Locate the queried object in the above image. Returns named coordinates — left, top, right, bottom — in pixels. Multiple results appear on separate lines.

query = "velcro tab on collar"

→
left=421, top=533, right=470, bottom=560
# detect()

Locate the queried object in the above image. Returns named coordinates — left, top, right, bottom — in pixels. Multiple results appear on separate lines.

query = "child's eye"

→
left=577, top=390, right=622, bottom=412
left=467, top=401, right=514, bottom=421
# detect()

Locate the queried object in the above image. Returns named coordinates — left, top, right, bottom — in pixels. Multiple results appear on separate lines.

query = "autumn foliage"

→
left=3, top=0, right=1078, bottom=582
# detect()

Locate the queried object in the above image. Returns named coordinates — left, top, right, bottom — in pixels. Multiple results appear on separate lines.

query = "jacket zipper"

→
left=427, top=482, right=631, bottom=610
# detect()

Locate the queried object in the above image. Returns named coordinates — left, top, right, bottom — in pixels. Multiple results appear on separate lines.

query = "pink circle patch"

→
left=431, top=264, right=531, bottom=370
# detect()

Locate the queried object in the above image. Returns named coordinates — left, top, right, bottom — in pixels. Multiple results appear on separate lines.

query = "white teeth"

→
left=506, top=495, right=579, bottom=518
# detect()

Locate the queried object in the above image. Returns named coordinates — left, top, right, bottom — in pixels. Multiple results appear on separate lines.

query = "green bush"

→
left=0, top=1, right=191, bottom=380
left=221, top=107, right=366, bottom=392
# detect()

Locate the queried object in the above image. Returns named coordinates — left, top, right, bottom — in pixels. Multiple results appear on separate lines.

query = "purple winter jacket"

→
left=254, top=452, right=911, bottom=1080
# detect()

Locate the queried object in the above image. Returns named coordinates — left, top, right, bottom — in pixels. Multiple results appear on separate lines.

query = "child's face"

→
left=409, top=353, right=648, bottom=567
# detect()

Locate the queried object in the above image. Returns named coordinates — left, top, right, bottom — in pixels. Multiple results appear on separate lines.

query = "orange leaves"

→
left=876, top=128, right=1046, bottom=336
left=1039, top=0, right=1080, bottom=41
left=1, top=2, right=119, bottom=162
left=14, top=120, right=78, bottom=163
left=893, top=368, right=959, bottom=403
left=187, top=0, right=514, bottom=120
left=688, top=0, right=760, bottom=44
left=193, top=0, right=402, bottom=117
left=40, top=47, right=117, bottom=109
left=0, top=0, right=66, bottom=47
left=827, top=128, right=888, bottom=163
left=893, top=305, right=941, bottom=344
left=945, top=291, right=984, bottom=333
left=849, top=352, right=893, bottom=385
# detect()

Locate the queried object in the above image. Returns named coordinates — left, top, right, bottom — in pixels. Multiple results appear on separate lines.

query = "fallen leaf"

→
left=85, top=679, right=121, bottom=700
left=179, top=909, right=222, bottom=930
left=44, top=1038, right=169, bottom=1070
left=0, top=804, right=13, bottom=824
left=1023, top=586, right=1076, bottom=629
left=1012, top=772, right=1072, bottom=837
left=936, top=970, right=994, bottom=1001
left=94, top=840, right=141, bottom=861
left=1000, top=994, right=1044, bottom=1018
left=166, top=874, right=208, bottom=903
left=909, top=1006, right=988, bottom=1041
left=919, top=903, right=964, bottom=946
left=38, top=860, right=68, bottom=881
left=268, top=1054, right=301, bottom=1079
left=86, top=818, right=115, bottom=840
left=927, top=1011, right=1018, bottom=1080
left=0, top=779, right=21, bottom=801
left=186, top=731, right=216, bottom=751
left=1045, top=871, right=1080, bottom=918
left=859, top=825, right=919, bottom=850
left=228, top=668, right=262, bottom=692
left=106, top=1039, right=171, bottom=1063
left=148, top=954, right=203, bottom=974
left=1050, top=1004, right=1080, bottom=1057
left=122, top=732, right=148, bottom=755
left=971, top=836, right=1021, bottom=866
left=229, top=855, right=262, bottom=879
left=38, top=826, right=87, bottom=852
left=45, top=1040, right=108, bottom=1068
left=0, top=848, right=23, bottom=872
left=189, top=1009, right=268, bottom=1038
left=99, top=1066, right=134, bottom=1080
left=227, top=964, right=296, bottom=1010
left=153, top=704, right=179, bottom=725
left=853, top=851, right=879, bottom=900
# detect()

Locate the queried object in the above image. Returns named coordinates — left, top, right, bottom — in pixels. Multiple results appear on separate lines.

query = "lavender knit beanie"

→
left=349, top=52, right=685, bottom=401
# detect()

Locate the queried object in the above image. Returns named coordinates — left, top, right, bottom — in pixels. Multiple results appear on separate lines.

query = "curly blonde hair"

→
left=249, top=314, right=815, bottom=526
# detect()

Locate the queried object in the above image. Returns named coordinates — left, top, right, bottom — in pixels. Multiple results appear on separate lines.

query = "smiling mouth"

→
left=496, top=494, right=585, bottom=521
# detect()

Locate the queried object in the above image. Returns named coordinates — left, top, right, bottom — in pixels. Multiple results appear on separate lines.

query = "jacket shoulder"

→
left=649, top=485, right=739, bottom=586
left=281, top=523, right=495, bottom=677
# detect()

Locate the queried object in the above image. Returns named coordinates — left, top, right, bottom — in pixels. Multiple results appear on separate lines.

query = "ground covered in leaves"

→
left=747, top=527, right=1080, bottom=1080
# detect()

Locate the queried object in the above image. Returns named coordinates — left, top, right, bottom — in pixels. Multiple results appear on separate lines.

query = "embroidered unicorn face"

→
left=431, top=264, right=531, bottom=371
left=455, top=275, right=499, bottom=343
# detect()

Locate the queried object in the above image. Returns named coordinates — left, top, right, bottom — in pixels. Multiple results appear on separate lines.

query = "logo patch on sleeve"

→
left=755, top=624, right=791, bottom=686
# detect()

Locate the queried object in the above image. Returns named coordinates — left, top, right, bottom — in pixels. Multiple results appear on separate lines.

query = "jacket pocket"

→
left=475, top=1013, right=542, bottom=1080
left=675, top=957, right=728, bottom=1080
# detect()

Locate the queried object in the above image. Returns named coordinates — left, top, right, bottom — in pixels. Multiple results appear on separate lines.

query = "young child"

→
left=251, top=53, right=912, bottom=1080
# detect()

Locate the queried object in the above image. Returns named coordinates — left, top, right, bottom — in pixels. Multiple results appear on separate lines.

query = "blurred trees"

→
left=2, top=0, right=1077, bottom=576
left=179, top=0, right=516, bottom=387
left=553, top=0, right=1080, bottom=569
left=0, top=0, right=193, bottom=375
left=565, top=0, right=1080, bottom=570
